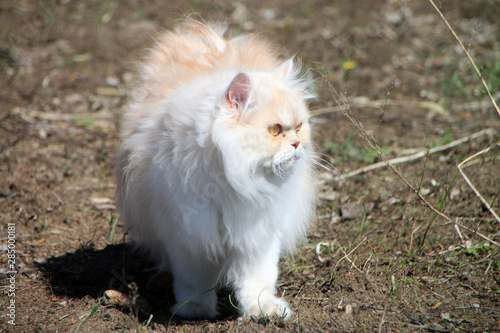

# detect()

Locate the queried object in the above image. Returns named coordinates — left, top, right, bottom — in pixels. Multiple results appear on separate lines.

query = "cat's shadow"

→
left=37, top=242, right=238, bottom=325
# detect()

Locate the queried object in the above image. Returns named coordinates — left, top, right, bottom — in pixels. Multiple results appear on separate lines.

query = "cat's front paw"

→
left=246, top=295, right=293, bottom=320
left=170, top=300, right=219, bottom=320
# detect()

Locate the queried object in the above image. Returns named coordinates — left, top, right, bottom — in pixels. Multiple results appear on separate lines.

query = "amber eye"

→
left=296, top=122, right=302, bottom=132
left=268, top=124, right=282, bottom=136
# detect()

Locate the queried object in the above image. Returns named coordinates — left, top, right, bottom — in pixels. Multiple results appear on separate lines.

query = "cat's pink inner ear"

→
left=227, top=73, right=252, bottom=115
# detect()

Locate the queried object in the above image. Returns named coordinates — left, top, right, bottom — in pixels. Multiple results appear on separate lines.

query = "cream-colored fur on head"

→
left=116, top=18, right=316, bottom=320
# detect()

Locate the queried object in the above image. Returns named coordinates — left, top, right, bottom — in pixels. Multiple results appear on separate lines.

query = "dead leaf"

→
left=104, top=290, right=128, bottom=309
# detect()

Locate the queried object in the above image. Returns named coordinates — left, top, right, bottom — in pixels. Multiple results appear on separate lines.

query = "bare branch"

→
left=428, top=0, right=500, bottom=117
left=326, top=129, right=494, bottom=182
left=311, top=98, right=447, bottom=118
left=457, top=144, right=500, bottom=224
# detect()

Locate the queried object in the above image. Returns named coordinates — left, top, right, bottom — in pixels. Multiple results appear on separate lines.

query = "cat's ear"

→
left=277, top=57, right=316, bottom=100
left=277, top=57, right=297, bottom=81
left=226, top=72, right=253, bottom=118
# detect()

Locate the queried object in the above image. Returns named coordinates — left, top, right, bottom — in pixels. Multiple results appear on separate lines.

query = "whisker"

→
left=313, top=156, right=335, bottom=171
left=304, top=151, right=332, bottom=171
left=315, top=152, right=337, bottom=165
left=273, top=162, right=289, bottom=180
left=307, top=153, right=345, bottom=184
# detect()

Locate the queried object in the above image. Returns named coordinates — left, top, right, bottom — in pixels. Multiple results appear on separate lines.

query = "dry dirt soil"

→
left=1, top=0, right=500, bottom=332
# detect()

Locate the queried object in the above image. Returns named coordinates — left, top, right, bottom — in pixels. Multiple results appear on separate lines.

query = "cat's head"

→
left=214, top=58, right=314, bottom=180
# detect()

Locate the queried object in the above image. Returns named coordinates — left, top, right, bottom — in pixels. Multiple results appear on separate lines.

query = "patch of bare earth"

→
left=1, top=0, right=499, bottom=332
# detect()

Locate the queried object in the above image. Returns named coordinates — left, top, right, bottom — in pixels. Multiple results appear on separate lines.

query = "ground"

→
left=1, top=0, right=500, bottom=332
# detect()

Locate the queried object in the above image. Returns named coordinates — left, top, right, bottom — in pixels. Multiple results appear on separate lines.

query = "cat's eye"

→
left=296, top=123, right=302, bottom=132
left=268, top=124, right=282, bottom=136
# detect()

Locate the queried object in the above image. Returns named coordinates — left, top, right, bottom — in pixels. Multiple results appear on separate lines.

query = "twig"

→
left=333, top=237, right=367, bottom=273
left=327, top=128, right=493, bottom=182
left=314, top=65, right=453, bottom=225
left=454, top=224, right=465, bottom=243
left=452, top=220, right=500, bottom=247
left=409, top=222, right=421, bottom=254
left=428, top=0, right=500, bottom=117
left=12, top=107, right=114, bottom=122
left=457, top=144, right=500, bottom=224
left=410, top=305, right=500, bottom=317
left=377, top=302, right=388, bottom=333
left=52, top=191, right=65, bottom=206
left=311, top=98, right=447, bottom=118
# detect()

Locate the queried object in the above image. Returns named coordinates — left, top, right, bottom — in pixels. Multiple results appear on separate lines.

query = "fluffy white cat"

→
left=116, top=19, right=316, bottom=320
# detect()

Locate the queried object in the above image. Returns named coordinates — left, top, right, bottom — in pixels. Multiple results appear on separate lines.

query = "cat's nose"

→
left=291, top=140, right=300, bottom=149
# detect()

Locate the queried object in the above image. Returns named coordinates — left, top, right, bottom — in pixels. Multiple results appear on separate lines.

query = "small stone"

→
left=330, top=211, right=341, bottom=224
left=122, top=72, right=134, bottom=85
left=450, top=186, right=461, bottom=200
left=440, top=312, right=450, bottom=320
left=105, top=76, right=120, bottom=87
left=319, top=191, right=339, bottom=201
left=232, top=3, right=249, bottom=23
left=340, top=201, right=374, bottom=220
left=65, top=93, right=84, bottom=105
left=419, top=188, right=430, bottom=196
left=38, top=128, right=48, bottom=139
left=52, top=97, right=61, bottom=106
left=260, top=9, right=275, bottom=21
left=242, top=21, right=255, bottom=31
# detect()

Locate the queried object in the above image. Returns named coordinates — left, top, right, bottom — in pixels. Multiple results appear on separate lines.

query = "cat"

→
left=116, top=18, right=317, bottom=320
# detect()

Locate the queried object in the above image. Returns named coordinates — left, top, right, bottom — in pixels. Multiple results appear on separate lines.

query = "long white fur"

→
left=116, top=20, right=316, bottom=320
